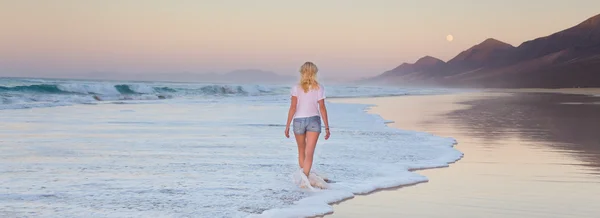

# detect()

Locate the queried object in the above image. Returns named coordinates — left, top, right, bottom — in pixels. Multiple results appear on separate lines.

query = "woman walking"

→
left=285, top=62, right=330, bottom=189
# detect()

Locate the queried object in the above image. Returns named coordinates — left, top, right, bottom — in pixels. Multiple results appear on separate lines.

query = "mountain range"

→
left=366, top=13, right=600, bottom=88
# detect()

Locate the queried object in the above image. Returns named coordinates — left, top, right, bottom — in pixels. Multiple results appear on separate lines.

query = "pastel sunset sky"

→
left=1, top=0, right=599, bottom=80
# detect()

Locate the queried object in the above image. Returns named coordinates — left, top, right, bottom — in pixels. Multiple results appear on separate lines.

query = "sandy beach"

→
left=328, top=90, right=600, bottom=218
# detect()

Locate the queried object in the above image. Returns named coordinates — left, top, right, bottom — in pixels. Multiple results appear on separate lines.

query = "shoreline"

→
left=492, top=88, right=600, bottom=96
left=309, top=92, right=484, bottom=217
left=305, top=94, right=471, bottom=218
left=310, top=164, right=459, bottom=218
left=325, top=89, right=600, bottom=218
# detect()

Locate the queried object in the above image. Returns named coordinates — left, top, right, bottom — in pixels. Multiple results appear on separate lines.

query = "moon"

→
left=446, top=34, right=454, bottom=42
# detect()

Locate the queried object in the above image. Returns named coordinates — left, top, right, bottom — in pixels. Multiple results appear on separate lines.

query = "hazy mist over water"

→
left=2, top=1, right=600, bottom=81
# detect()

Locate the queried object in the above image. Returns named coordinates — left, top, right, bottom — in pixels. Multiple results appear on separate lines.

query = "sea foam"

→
left=0, top=95, right=462, bottom=217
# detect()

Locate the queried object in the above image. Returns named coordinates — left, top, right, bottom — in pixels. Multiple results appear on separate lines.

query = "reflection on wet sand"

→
left=447, top=93, right=600, bottom=170
left=329, top=92, right=600, bottom=218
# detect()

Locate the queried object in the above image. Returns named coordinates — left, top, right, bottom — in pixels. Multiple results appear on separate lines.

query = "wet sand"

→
left=329, top=91, right=600, bottom=218
left=498, top=88, right=600, bottom=96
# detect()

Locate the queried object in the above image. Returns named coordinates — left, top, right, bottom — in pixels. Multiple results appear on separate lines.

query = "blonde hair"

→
left=299, top=61, right=319, bottom=93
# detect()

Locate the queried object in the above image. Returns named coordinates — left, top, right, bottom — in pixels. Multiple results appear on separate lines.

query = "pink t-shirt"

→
left=291, top=84, right=326, bottom=118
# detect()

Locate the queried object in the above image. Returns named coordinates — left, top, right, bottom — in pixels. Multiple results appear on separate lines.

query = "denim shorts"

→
left=293, top=116, right=322, bottom=134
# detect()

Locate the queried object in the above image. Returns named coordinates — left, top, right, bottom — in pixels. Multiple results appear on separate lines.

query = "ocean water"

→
left=0, top=78, right=463, bottom=217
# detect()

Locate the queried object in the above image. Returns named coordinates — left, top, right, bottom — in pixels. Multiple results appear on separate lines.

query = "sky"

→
left=1, top=0, right=600, bottom=80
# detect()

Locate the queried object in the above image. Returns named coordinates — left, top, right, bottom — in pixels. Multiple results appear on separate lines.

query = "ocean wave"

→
left=195, top=84, right=277, bottom=96
left=0, top=78, right=461, bottom=110
left=114, top=84, right=137, bottom=94
left=57, top=83, right=122, bottom=95
left=154, top=87, right=177, bottom=93
left=0, top=81, right=289, bottom=110
left=0, top=84, right=67, bottom=94
left=0, top=83, right=279, bottom=96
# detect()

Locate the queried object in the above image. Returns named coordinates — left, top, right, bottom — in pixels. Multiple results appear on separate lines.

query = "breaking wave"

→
left=0, top=79, right=291, bottom=110
left=0, top=78, right=463, bottom=110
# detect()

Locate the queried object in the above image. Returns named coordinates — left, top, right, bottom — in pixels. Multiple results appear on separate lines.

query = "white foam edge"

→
left=250, top=105, right=463, bottom=218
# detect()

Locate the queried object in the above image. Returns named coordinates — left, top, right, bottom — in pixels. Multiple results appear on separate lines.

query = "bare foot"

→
left=308, top=172, right=329, bottom=189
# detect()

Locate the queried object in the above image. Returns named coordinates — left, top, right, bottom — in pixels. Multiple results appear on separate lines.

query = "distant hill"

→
left=366, top=13, right=600, bottom=88
left=78, top=69, right=296, bottom=84
left=446, top=38, right=515, bottom=71
left=221, top=69, right=296, bottom=83
left=365, top=56, right=446, bottom=85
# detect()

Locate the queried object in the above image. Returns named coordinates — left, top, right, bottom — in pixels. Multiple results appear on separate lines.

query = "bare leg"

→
left=302, top=131, right=320, bottom=176
left=294, top=133, right=306, bottom=169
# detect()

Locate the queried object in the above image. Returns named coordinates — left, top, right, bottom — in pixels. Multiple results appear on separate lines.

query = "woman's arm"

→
left=285, top=96, right=298, bottom=138
left=318, top=99, right=330, bottom=140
